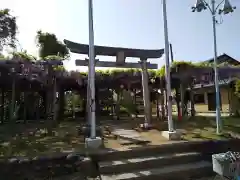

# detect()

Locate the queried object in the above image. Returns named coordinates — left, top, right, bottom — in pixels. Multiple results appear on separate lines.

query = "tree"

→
left=36, top=30, right=69, bottom=59
left=11, top=51, right=36, bottom=62
left=0, top=9, right=17, bottom=52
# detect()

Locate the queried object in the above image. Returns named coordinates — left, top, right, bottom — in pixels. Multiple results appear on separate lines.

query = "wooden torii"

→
left=64, top=39, right=164, bottom=125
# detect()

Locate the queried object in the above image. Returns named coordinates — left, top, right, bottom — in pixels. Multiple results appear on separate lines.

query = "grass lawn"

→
left=0, top=115, right=239, bottom=158
left=171, top=104, right=229, bottom=113
left=0, top=121, right=85, bottom=158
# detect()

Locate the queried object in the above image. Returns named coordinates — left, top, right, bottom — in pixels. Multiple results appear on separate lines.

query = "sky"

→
left=1, top=0, right=240, bottom=71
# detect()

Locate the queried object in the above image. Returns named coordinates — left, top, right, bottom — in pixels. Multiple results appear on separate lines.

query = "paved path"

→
left=112, top=129, right=140, bottom=139
left=197, top=112, right=230, bottom=117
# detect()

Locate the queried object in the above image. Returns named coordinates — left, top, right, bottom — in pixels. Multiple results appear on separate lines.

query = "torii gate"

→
left=64, top=39, right=164, bottom=125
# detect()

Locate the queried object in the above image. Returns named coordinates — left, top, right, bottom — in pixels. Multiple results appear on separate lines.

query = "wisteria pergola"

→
left=0, top=55, right=239, bottom=124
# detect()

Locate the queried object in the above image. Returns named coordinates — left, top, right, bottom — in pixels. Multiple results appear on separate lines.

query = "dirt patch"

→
left=103, top=116, right=240, bottom=151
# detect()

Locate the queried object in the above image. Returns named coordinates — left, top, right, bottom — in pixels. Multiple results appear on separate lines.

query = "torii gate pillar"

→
left=140, top=58, right=151, bottom=126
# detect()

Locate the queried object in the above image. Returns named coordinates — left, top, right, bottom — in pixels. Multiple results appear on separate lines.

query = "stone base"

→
left=139, top=123, right=153, bottom=130
left=161, top=130, right=182, bottom=140
left=85, top=137, right=102, bottom=149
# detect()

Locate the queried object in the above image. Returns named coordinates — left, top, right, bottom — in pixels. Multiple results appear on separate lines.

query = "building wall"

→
left=193, top=86, right=230, bottom=112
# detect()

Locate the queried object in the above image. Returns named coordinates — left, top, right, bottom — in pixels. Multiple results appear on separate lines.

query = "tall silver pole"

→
left=88, top=0, right=96, bottom=138
left=162, top=0, right=174, bottom=132
left=211, top=0, right=222, bottom=134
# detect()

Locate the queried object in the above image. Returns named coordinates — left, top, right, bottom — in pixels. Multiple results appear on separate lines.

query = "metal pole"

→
left=211, top=0, right=222, bottom=134
left=88, top=0, right=96, bottom=138
left=162, top=0, right=174, bottom=132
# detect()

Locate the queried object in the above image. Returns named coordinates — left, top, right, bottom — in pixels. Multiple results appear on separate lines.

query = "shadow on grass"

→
left=171, top=116, right=240, bottom=141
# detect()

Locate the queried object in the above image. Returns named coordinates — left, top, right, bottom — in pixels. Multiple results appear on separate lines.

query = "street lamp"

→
left=191, top=0, right=236, bottom=134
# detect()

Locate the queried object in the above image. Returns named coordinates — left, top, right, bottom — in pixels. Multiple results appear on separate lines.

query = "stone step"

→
left=101, top=161, right=213, bottom=180
left=94, top=141, right=210, bottom=162
left=112, top=129, right=150, bottom=146
left=99, top=152, right=208, bottom=175
left=93, top=140, right=240, bottom=166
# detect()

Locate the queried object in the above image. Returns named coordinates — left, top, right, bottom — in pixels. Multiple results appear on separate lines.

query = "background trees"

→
left=36, top=30, right=69, bottom=59
left=0, top=9, right=17, bottom=53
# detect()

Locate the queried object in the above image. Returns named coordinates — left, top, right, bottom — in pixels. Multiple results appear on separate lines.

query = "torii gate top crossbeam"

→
left=64, top=39, right=164, bottom=59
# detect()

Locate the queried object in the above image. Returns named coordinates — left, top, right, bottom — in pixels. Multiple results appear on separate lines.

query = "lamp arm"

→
left=202, top=0, right=214, bottom=14
left=214, top=0, right=225, bottom=13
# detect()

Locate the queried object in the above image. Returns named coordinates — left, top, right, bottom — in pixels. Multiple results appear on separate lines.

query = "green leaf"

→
left=36, top=30, right=69, bottom=59
left=0, top=9, right=17, bottom=51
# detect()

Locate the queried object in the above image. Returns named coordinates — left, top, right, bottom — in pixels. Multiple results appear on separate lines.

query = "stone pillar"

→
left=140, top=58, right=151, bottom=125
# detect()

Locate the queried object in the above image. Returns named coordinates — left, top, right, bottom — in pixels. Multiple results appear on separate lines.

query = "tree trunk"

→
left=46, top=66, right=54, bottom=121
left=160, top=88, right=165, bottom=119
left=175, top=88, right=181, bottom=119
left=115, top=91, right=121, bottom=120
left=180, top=84, right=185, bottom=117
left=156, top=95, right=160, bottom=119
left=190, top=86, right=195, bottom=117
left=46, top=88, right=53, bottom=120
left=58, top=89, right=65, bottom=121
left=52, top=77, right=58, bottom=122
left=36, top=93, right=40, bottom=121
left=10, top=78, right=16, bottom=122
left=23, top=91, right=27, bottom=123
left=1, top=88, right=4, bottom=123
left=42, top=91, right=47, bottom=120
